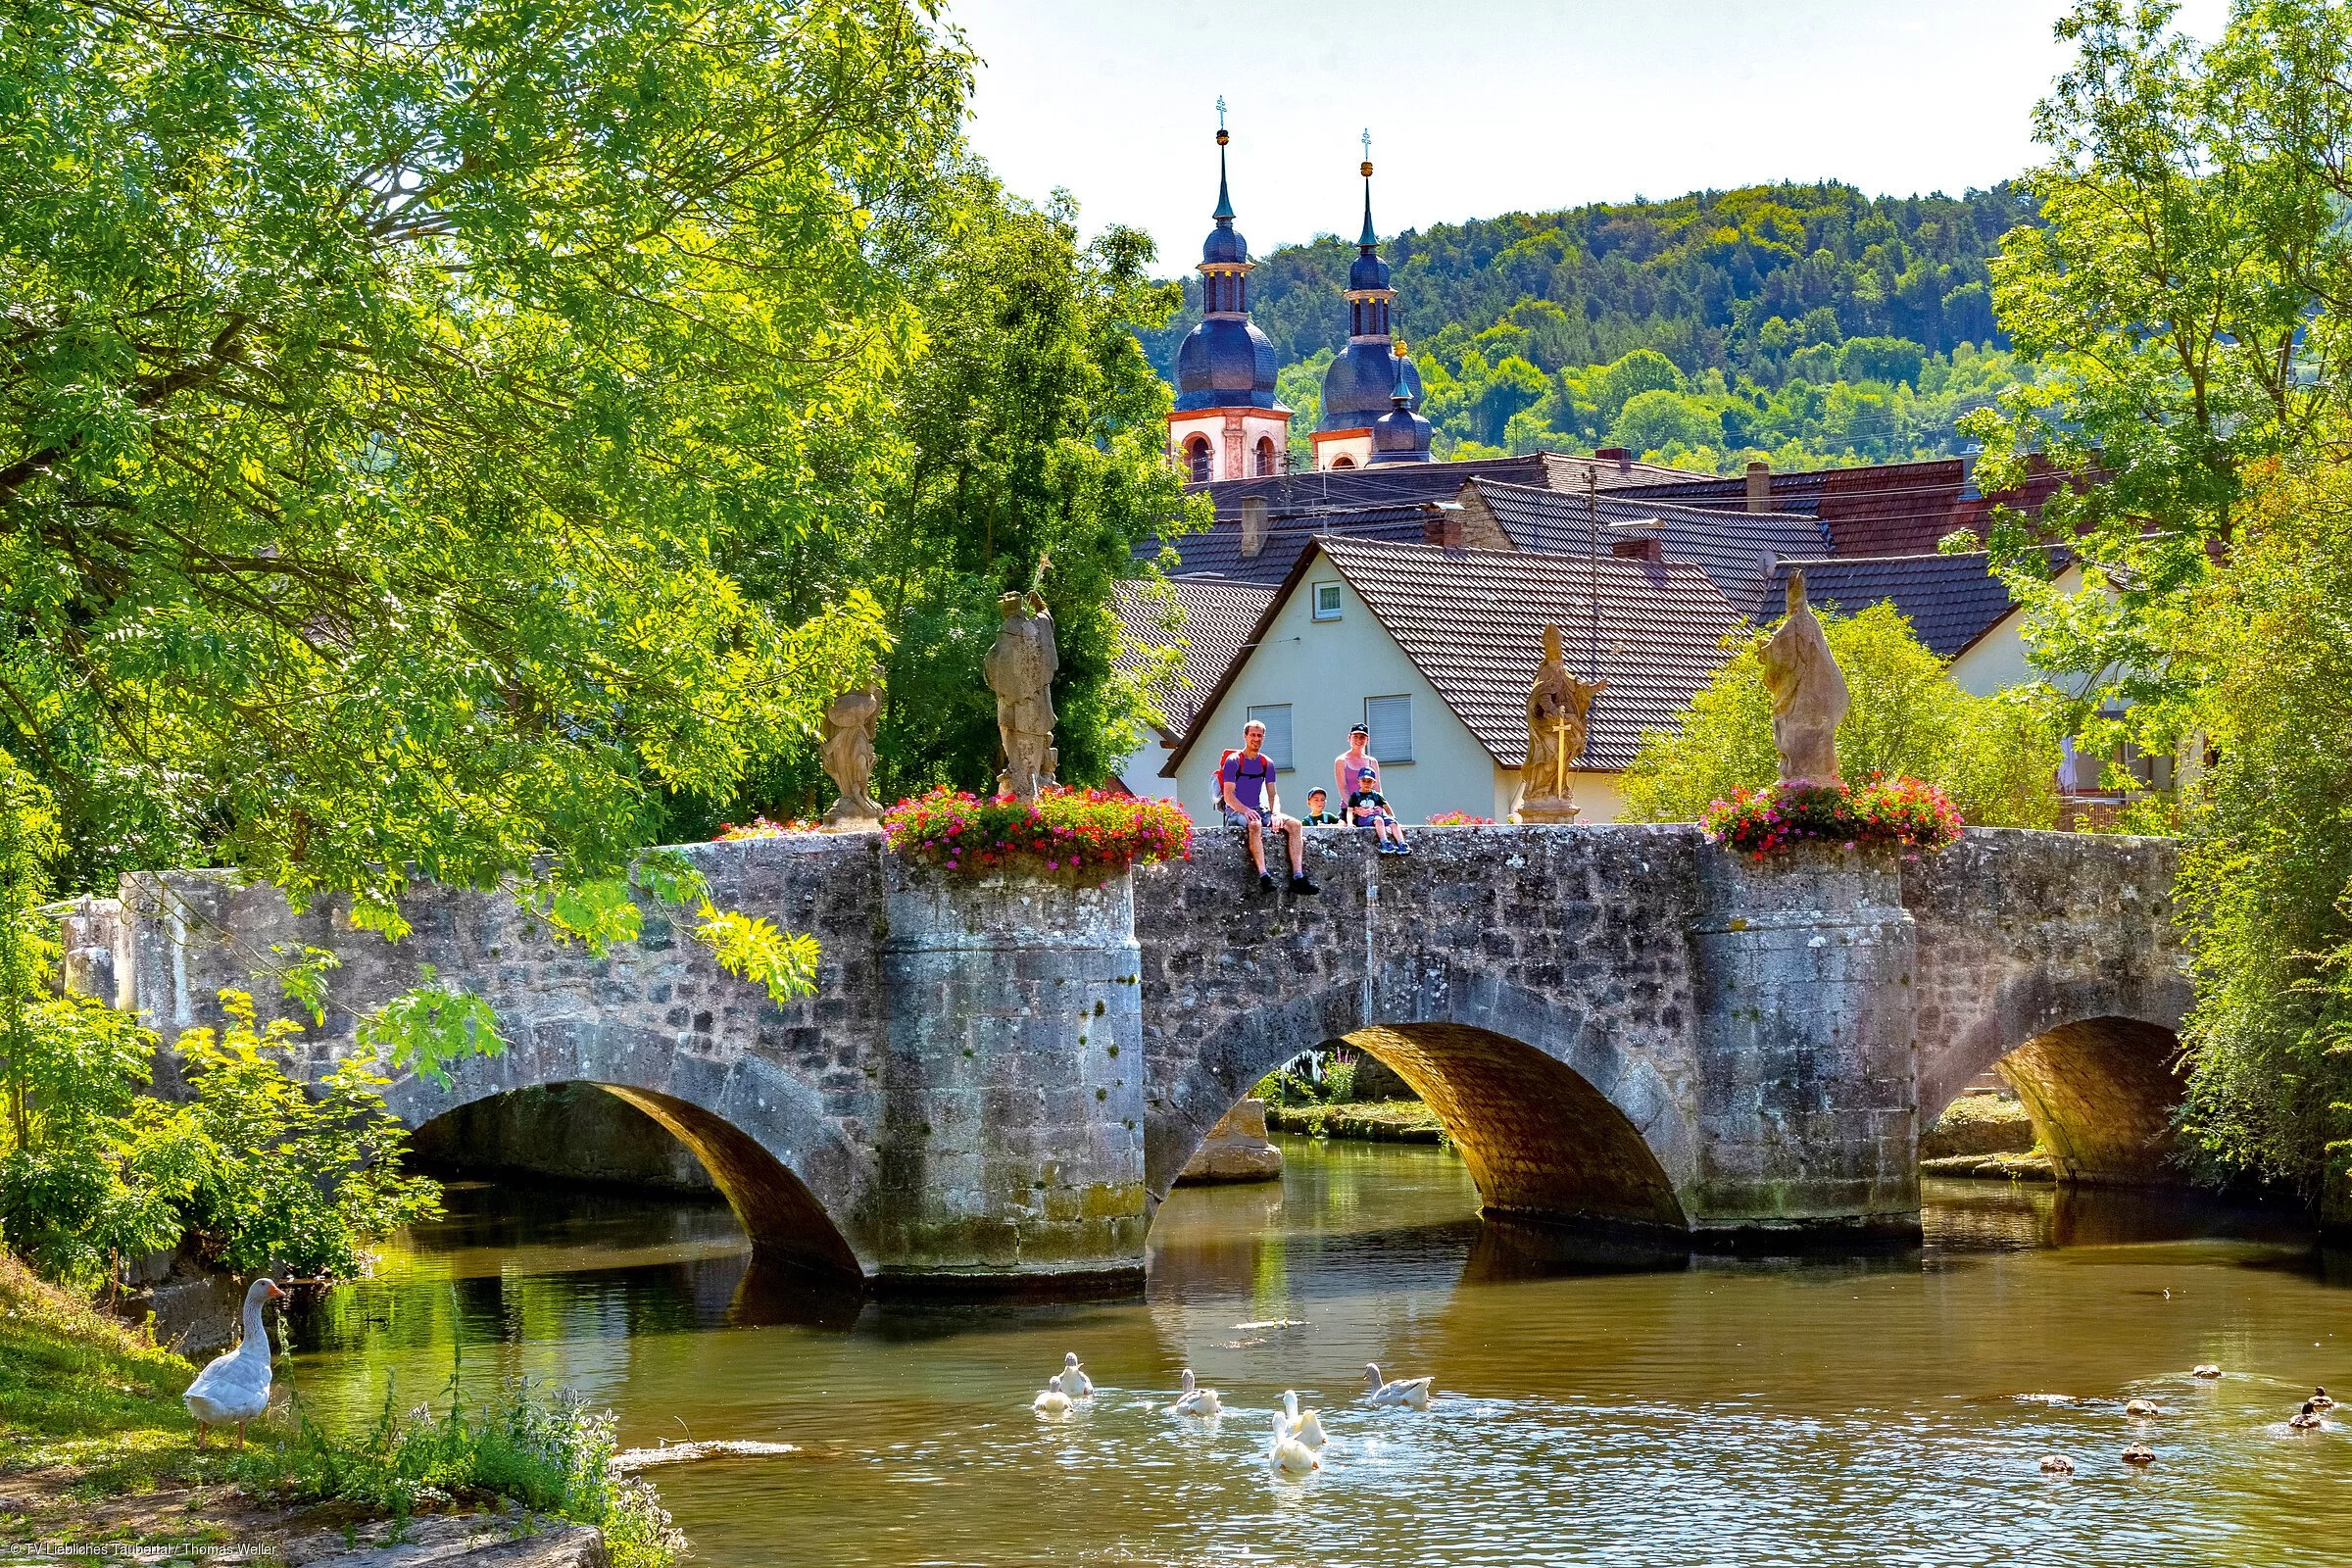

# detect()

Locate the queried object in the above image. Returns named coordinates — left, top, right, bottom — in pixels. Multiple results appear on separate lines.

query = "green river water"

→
left=285, top=1137, right=2352, bottom=1566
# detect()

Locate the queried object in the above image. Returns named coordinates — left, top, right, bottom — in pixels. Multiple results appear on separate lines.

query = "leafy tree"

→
left=1610, top=389, right=1718, bottom=457
left=2172, top=451, right=2352, bottom=1209
left=1621, top=603, right=2063, bottom=827
left=1966, top=0, right=2352, bottom=758
left=0, top=0, right=970, bottom=1013
left=690, top=181, right=1202, bottom=822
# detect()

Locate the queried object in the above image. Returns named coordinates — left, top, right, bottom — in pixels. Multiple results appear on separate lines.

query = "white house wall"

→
left=1946, top=564, right=2085, bottom=697
left=1168, top=559, right=1501, bottom=825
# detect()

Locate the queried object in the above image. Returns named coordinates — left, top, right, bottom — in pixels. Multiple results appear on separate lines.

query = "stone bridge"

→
left=86, top=826, right=2187, bottom=1293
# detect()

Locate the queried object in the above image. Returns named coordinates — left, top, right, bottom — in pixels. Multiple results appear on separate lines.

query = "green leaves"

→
left=691, top=904, right=819, bottom=1008
left=357, top=967, right=507, bottom=1091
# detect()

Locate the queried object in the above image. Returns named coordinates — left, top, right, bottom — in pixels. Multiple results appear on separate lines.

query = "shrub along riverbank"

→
left=0, top=1254, right=679, bottom=1565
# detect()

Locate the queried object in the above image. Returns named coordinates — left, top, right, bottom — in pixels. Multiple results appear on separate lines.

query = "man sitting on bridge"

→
left=1221, top=719, right=1318, bottom=897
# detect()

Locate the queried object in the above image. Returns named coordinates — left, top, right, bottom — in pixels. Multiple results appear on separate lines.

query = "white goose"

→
left=1279, top=1390, right=1329, bottom=1449
left=1033, top=1374, right=1073, bottom=1415
left=1267, top=1409, right=1319, bottom=1476
left=1363, top=1362, right=1434, bottom=1409
left=1059, top=1352, right=1094, bottom=1398
left=1170, top=1368, right=1222, bottom=1417
left=184, top=1278, right=285, bottom=1447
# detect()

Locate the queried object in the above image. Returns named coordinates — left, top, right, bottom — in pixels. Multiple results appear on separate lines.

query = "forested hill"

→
left=1142, top=181, right=2040, bottom=472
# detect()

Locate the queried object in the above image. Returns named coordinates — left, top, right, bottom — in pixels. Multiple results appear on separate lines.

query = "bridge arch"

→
left=385, top=1026, right=869, bottom=1281
left=1920, top=972, right=2191, bottom=1188
left=1147, top=978, right=1693, bottom=1235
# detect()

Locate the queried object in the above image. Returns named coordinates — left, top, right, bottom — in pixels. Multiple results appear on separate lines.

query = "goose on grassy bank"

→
left=184, top=1278, right=284, bottom=1447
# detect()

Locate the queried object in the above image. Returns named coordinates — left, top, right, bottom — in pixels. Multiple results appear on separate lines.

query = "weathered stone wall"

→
left=408, top=1083, right=717, bottom=1194
left=106, top=823, right=2192, bottom=1284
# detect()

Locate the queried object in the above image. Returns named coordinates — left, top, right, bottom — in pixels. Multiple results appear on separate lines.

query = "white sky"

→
left=952, top=0, right=2230, bottom=266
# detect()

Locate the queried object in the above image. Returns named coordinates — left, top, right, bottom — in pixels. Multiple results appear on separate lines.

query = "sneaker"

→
left=1290, top=873, right=1320, bottom=896
left=1396, top=841, right=1413, bottom=856
left=1259, top=871, right=1278, bottom=894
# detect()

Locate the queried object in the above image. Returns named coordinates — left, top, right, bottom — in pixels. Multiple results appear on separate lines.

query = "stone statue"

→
left=1517, top=623, right=1606, bottom=823
left=983, top=577, right=1058, bottom=802
left=1759, top=570, right=1848, bottom=784
left=818, top=681, right=883, bottom=826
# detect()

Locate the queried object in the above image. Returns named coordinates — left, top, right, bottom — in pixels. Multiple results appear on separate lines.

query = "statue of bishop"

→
left=983, top=579, right=1058, bottom=802
left=1517, top=623, right=1606, bottom=823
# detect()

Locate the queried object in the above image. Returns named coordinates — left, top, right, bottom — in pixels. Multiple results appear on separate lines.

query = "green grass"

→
left=0, top=1250, right=195, bottom=1471
left=1267, top=1099, right=1448, bottom=1144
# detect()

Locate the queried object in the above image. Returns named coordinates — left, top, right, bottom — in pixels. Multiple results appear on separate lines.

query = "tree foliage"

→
left=2173, top=451, right=2352, bottom=1207
left=0, top=0, right=971, bottom=1005
left=1620, top=603, right=2064, bottom=828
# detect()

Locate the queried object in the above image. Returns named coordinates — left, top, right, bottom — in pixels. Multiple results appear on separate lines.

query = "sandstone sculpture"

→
left=1517, top=623, right=1606, bottom=823
left=819, top=683, right=883, bottom=826
left=984, top=573, right=1058, bottom=802
left=1759, top=570, right=1848, bottom=784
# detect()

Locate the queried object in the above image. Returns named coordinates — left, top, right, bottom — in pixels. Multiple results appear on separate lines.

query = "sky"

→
left=952, top=0, right=2230, bottom=266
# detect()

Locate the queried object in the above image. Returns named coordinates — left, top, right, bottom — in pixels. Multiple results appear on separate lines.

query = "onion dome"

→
left=1320, top=136, right=1417, bottom=433
left=1173, top=117, right=1280, bottom=413
left=1366, top=353, right=1433, bottom=465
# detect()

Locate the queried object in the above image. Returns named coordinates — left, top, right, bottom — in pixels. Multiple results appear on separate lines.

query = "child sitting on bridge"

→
left=1347, top=768, right=1410, bottom=856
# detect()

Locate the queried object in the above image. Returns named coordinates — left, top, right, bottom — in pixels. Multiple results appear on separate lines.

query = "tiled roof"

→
left=1191, top=450, right=1712, bottom=521
left=1462, top=481, right=1831, bottom=612
left=1753, top=550, right=2065, bottom=661
left=1156, top=503, right=1432, bottom=586
left=1113, top=578, right=1276, bottom=737
left=1614, top=467, right=1835, bottom=515
left=1165, top=536, right=1743, bottom=772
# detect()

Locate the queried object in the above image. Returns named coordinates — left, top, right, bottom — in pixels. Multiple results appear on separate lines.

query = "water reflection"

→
left=288, top=1142, right=2352, bottom=1568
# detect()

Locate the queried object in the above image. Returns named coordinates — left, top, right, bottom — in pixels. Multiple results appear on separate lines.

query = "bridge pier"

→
left=1688, top=842, right=1921, bottom=1243
left=874, top=862, right=1149, bottom=1293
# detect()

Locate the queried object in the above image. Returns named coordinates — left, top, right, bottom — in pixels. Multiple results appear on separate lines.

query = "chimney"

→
left=1610, top=535, right=1663, bottom=563
left=1422, top=502, right=1464, bottom=549
left=1746, top=459, right=1772, bottom=513
left=1240, top=496, right=1267, bottom=559
left=1593, top=446, right=1632, bottom=473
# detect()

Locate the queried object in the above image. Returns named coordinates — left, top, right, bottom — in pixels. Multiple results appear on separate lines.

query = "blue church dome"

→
left=1174, top=317, right=1279, bottom=411
left=1319, top=344, right=1421, bottom=431
left=1348, top=247, right=1391, bottom=292
left=1366, top=359, right=1432, bottom=464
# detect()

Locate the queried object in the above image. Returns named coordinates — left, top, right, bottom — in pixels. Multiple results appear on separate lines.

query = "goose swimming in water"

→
left=1267, top=1410, right=1319, bottom=1476
left=1278, top=1390, right=1328, bottom=1449
left=2191, top=1364, right=2222, bottom=1379
left=2038, top=1454, right=2075, bottom=1474
left=1363, top=1363, right=1434, bottom=1409
left=1033, top=1374, right=1073, bottom=1415
left=184, top=1279, right=285, bottom=1447
left=1059, top=1353, right=1093, bottom=1398
left=2312, top=1387, right=2335, bottom=1411
left=1170, top=1368, right=1221, bottom=1417
left=2291, top=1400, right=2325, bottom=1431
left=2124, top=1398, right=2162, bottom=1418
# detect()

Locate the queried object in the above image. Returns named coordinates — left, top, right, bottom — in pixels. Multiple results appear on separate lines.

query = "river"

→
left=285, top=1137, right=2352, bottom=1566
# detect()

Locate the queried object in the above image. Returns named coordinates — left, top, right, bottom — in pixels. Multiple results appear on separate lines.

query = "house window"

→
left=1254, top=436, right=1277, bottom=477
left=1311, top=582, right=1344, bottom=621
left=1246, top=703, right=1295, bottom=771
left=1330, top=455, right=1355, bottom=469
left=1186, top=436, right=1212, bottom=484
left=1365, top=695, right=1413, bottom=763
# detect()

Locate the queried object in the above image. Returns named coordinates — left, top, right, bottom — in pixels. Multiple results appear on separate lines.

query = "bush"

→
left=235, top=1380, right=682, bottom=1568
left=712, top=816, right=825, bottom=841
left=881, top=787, right=1191, bottom=876
left=1703, top=776, right=1962, bottom=857
left=1426, top=810, right=1495, bottom=826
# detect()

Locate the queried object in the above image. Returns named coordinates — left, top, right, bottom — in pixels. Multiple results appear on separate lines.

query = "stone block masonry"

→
left=92, top=826, right=2186, bottom=1292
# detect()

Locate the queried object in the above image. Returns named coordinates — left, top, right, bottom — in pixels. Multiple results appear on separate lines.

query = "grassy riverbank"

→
left=0, top=1253, right=678, bottom=1565
left=1266, top=1100, right=1447, bottom=1144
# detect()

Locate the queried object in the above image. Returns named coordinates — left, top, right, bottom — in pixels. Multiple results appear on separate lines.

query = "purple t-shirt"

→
left=1221, top=750, right=1275, bottom=813
left=1337, top=752, right=1377, bottom=801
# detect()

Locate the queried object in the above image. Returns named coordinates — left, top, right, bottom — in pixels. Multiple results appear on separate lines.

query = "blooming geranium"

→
left=1426, top=810, right=1496, bottom=826
left=1702, top=775, right=1963, bottom=858
left=881, top=787, right=1193, bottom=876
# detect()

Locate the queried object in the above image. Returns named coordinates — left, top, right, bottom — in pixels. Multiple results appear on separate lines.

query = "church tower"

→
left=1315, top=134, right=1427, bottom=469
left=1166, top=106, right=1291, bottom=485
